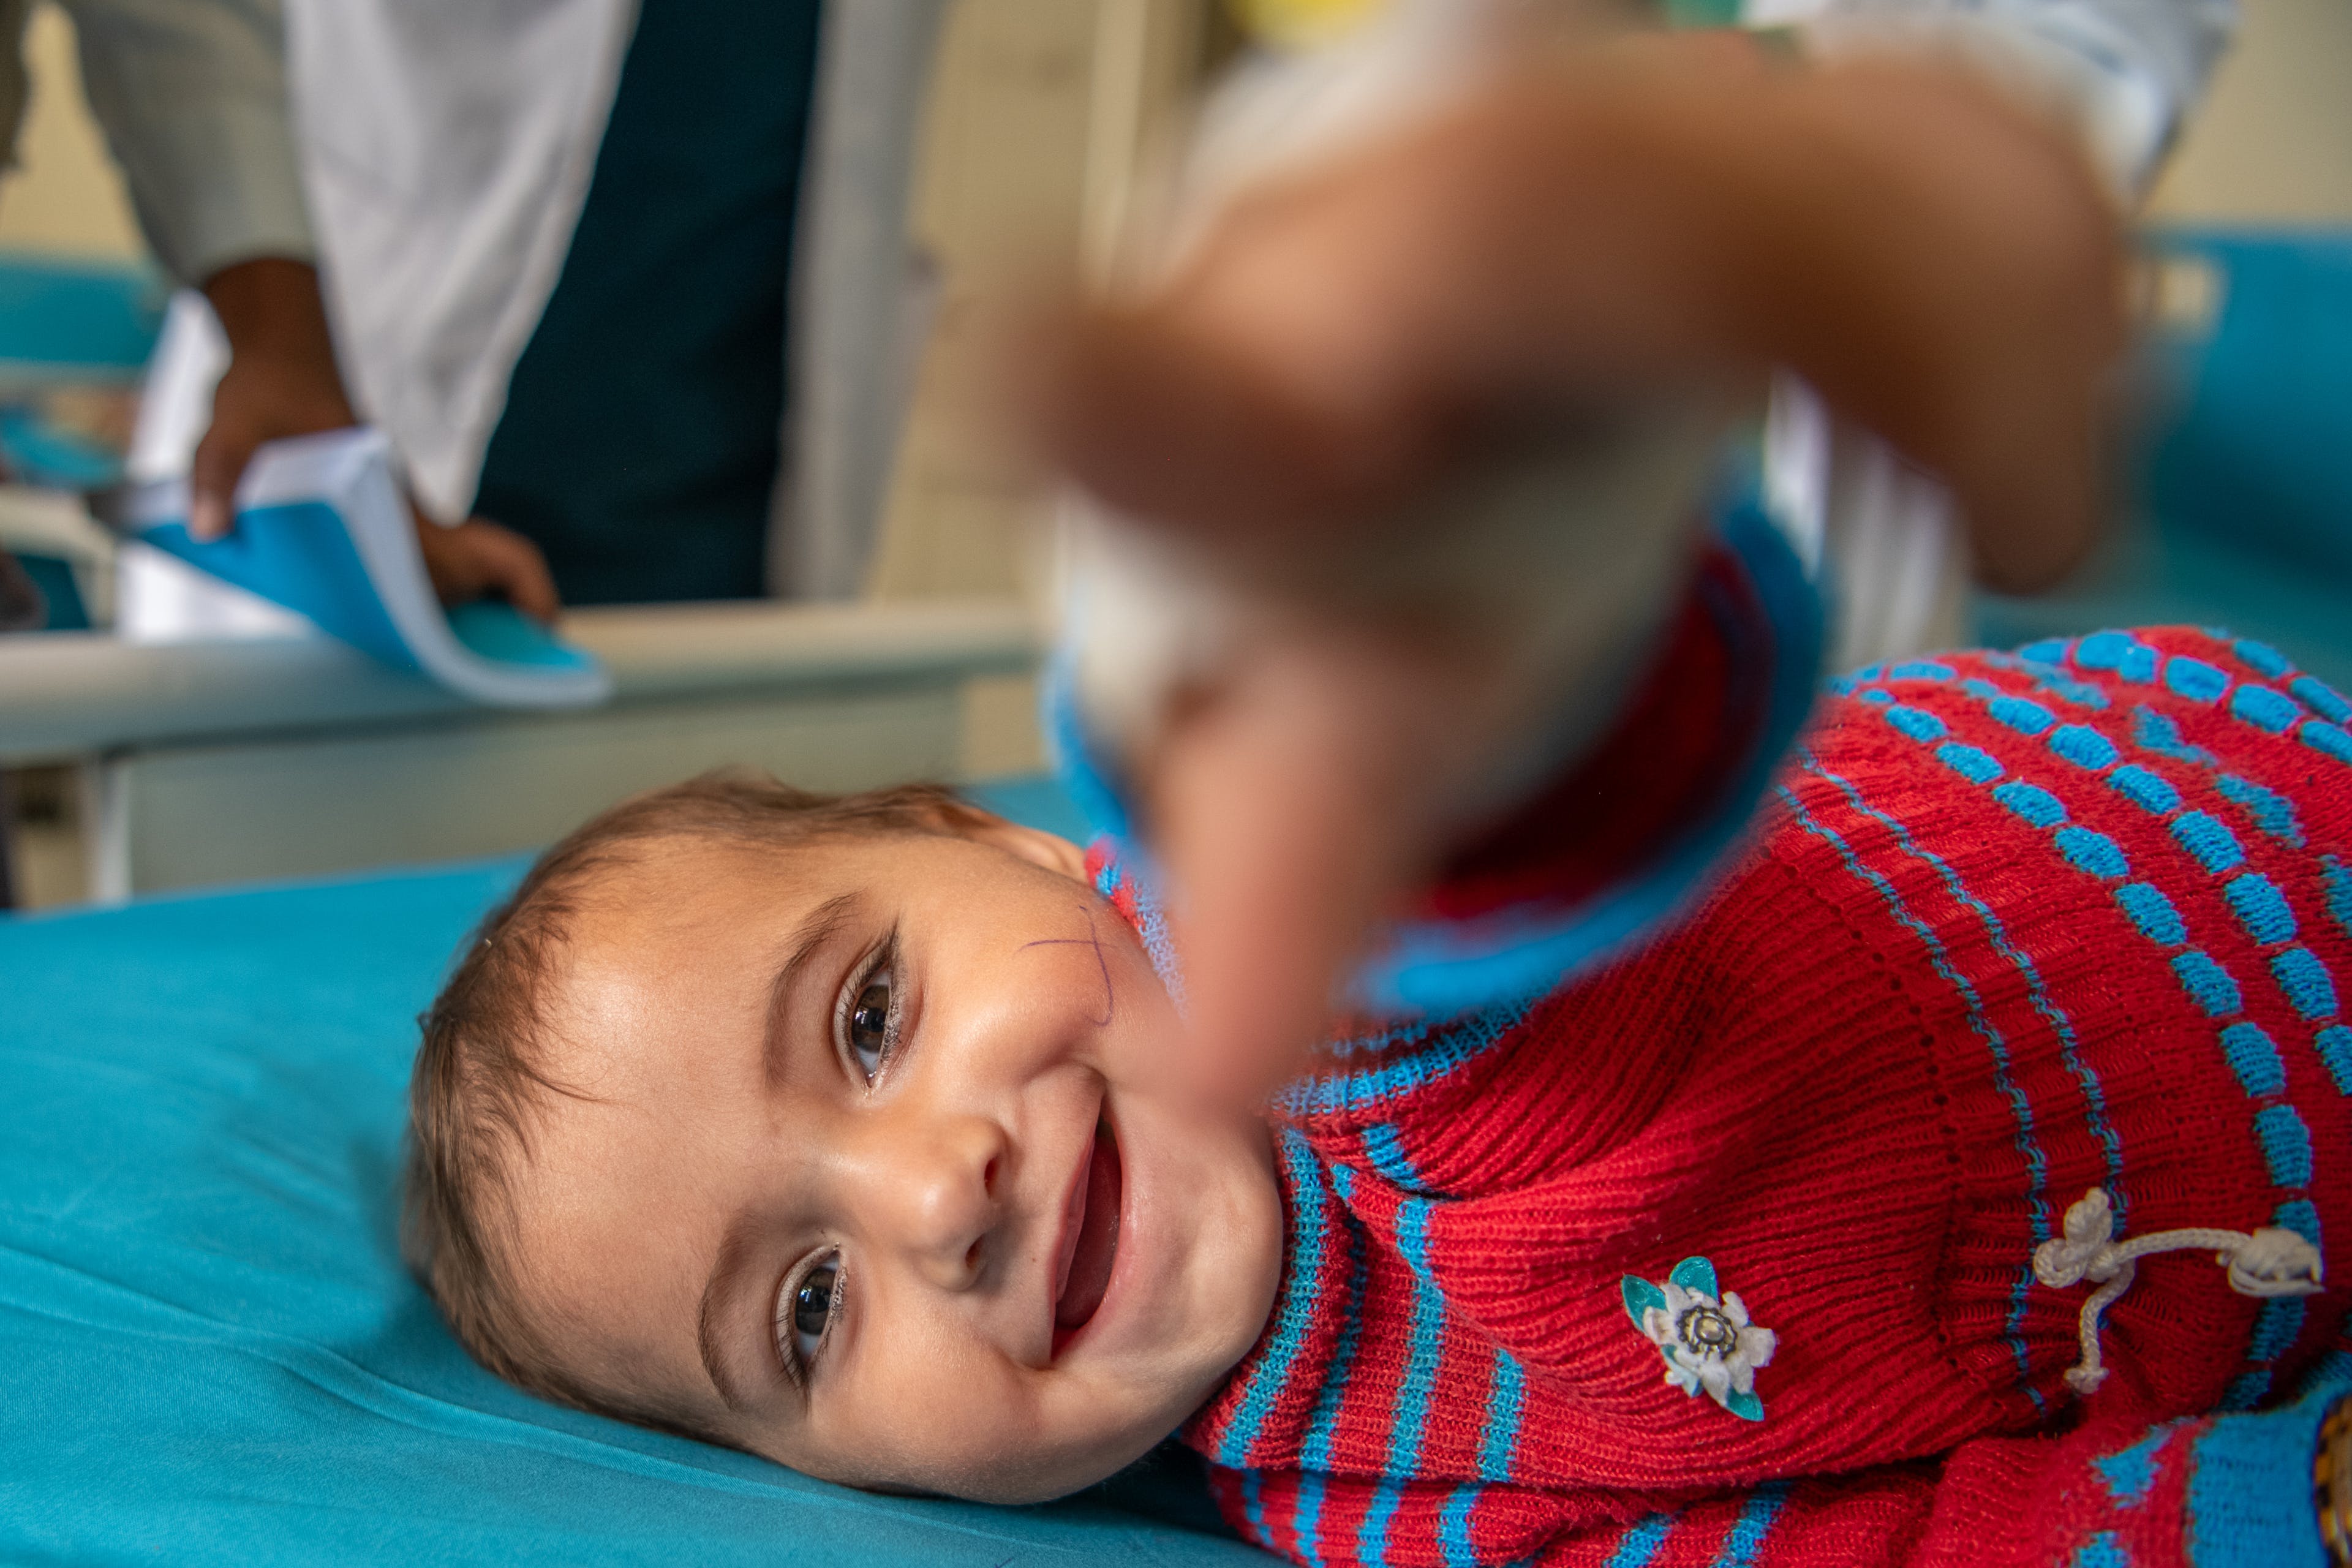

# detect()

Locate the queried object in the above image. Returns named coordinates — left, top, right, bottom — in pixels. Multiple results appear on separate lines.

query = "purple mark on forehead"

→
left=1020, top=907, right=1116, bottom=1027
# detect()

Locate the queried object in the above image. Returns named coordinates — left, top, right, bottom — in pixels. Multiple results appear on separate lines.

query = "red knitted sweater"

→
left=1088, top=620, right=2352, bottom=1566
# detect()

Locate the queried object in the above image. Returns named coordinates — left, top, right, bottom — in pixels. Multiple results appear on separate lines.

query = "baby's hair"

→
left=402, top=768, right=989, bottom=1430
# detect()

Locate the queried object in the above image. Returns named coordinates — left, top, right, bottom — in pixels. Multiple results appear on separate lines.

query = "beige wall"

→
left=0, top=2, right=143, bottom=260
left=2149, top=0, right=2352, bottom=223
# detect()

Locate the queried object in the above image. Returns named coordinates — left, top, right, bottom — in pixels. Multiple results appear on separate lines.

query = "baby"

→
left=406, top=499, right=2352, bottom=1565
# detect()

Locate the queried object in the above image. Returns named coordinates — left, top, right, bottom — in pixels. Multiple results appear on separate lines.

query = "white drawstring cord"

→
left=2034, top=1188, right=2326, bottom=1395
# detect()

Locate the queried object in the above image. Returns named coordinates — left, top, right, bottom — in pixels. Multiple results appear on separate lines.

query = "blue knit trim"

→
left=1883, top=704, right=1948, bottom=742
left=1604, top=1514, right=1678, bottom=1568
left=2051, top=724, right=2121, bottom=771
left=2093, top=1425, right=2173, bottom=1505
left=1435, top=1485, right=1484, bottom=1567
left=2236, top=640, right=2294, bottom=679
left=2304, top=723, right=2352, bottom=766
left=2293, top=676, right=2351, bottom=725
left=1479, top=1352, right=1525, bottom=1484
left=2183, top=1389, right=2335, bottom=1566
left=2166, top=657, right=2231, bottom=704
left=1275, top=1000, right=1531, bottom=1119
left=2219, top=1022, right=2288, bottom=1096
left=1939, top=742, right=2004, bottom=784
left=2078, top=631, right=2147, bottom=672
left=2172, top=951, right=2244, bottom=1017
left=2057, top=827, right=2131, bottom=880
left=2272, top=948, right=2340, bottom=1021
left=2217, top=775, right=2307, bottom=847
left=2115, top=883, right=2188, bottom=948
left=2071, top=1531, right=2130, bottom=1568
left=1990, top=694, right=2059, bottom=735
left=1298, top=1217, right=1367, bottom=1472
left=1351, top=495, right=1824, bottom=1016
left=2232, top=684, right=2302, bottom=734
left=1711, top=1482, right=1791, bottom=1568
left=1994, top=781, right=2068, bottom=828
left=1356, top=1479, right=1408, bottom=1567
left=1365, top=1200, right=1447, bottom=1525
left=2225, top=874, right=2299, bottom=946
left=2171, top=812, right=2246, bottom=875
left=2255, top=1104, right=2316, bottom=1186
left=2108, top=764, right=2184, bottom=815
left=2134, top=706, right=2218, bottom=766
left=1216, top=1129, right=1332, bottom=1468
left=1238, top=1469, right=1272, bottom=1552
left=2316, top=1026, right=2352, bottom=1095
left=1362, top=1123, right=1430, bottom=1193
left=2326, top=858, right=2352, bottom=941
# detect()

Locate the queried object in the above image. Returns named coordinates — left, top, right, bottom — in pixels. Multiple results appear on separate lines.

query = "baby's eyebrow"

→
left=697, top=1211, right=765, bottom=1412
left=763, top=891, right=860, bottom=1091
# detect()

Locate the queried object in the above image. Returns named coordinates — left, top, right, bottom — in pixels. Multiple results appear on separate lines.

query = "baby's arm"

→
left=1043, top=34, right=2123, bottom=1097
left=1210, top=1378, right=2347, bottom=1565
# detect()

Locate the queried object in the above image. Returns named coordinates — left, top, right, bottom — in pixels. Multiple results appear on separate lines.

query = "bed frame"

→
left=0, top=599, right=1038, bottom=900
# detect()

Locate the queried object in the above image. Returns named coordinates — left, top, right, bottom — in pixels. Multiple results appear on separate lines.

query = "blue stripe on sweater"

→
left=2185, top=1385, right=2339, bottom=1564
left=2071, top=1531, right=2130, bottom=1568
left=1292, top=1200, right=1370, bottom=1567
left=1355, top=1202, right=1451, bottom=1564
left=1276, top=1001, right=1531, bottom=1118
left=1777, top=781, right=2049, bottom=1389
left=1479, top=1352, right=1525, bottom=1483
left=1604, top=1515, right=1677, bottom=1568
left=1811, top=758, right=2125, bottom=1218
left=1363, top=1124, right=1428, bottom=1193
left=2326, top=858, right=2352, bottom=941
left=1216, top=1129, right=1329, bottom=1468
left=1711, top=1482, right=1791, bottom=1567
left=1357, top=1482, right=1406, bottom=1568
left=1436, top=1485, right=1482, bottom=1566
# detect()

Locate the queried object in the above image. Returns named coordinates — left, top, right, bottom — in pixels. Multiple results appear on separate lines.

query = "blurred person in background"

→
left=280, top=0, right=945, bottom=609
left=38, top=0, right=946, bottom=617
left=0, top=0, right=561, bottom=618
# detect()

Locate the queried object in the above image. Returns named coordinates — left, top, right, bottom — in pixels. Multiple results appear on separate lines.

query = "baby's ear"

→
left=951, top=809, right=1090, bottom=881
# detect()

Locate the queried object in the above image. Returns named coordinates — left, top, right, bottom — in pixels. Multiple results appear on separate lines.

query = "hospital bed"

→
left=0, top=775, right=1268, bottom=1565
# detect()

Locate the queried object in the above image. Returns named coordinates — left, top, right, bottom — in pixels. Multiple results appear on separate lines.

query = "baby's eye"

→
left=843, top=959, right=895, bottom=1083
left=781, top=1253, right=841, bottom=1373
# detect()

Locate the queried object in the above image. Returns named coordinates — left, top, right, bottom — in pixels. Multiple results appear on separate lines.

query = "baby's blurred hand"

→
left=1039, top=34, right=2125, bottom=1101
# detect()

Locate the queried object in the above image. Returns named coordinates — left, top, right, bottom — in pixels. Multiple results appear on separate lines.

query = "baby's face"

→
left=501, top=818, right=1283, bottom=1502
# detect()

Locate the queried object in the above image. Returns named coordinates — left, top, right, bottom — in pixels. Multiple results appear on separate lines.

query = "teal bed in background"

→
left=1978, top=227, right=2352, bottom=688
left=0, top=777, right=1263, bottom=1566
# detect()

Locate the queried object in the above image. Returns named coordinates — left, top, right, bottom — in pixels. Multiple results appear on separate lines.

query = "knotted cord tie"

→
left=2034, top=1188, right=2325, bottom=1395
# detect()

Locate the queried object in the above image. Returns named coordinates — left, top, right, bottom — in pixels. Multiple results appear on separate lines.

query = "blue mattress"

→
left=0, top=778, right=1263, bottom=1565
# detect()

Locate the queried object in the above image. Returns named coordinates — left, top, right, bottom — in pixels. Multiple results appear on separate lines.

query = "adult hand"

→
left=1040, top=39, right=2127, bottom=1099
left=190, top=257, right=562, bottom=622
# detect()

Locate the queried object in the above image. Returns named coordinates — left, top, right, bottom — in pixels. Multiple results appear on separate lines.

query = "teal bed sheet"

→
left=0, top=784, right=1264, bottom=1566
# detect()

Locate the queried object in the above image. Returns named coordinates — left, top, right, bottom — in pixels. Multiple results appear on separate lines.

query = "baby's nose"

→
left=869, top=1114, right=1007, bottom=1289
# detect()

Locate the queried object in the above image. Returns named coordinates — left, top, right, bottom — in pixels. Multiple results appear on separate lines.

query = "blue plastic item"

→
left=0, top=254, right=165, bottom=379
left=0, top=780, right=1265, bottom=1566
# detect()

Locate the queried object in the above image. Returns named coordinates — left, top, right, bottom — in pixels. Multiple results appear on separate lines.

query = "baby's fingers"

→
left=1152, top=646, right=1430, bottom=1106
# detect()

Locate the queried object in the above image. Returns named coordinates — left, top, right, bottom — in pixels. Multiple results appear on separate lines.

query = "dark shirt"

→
left=473, top=0, right=824, bottom=605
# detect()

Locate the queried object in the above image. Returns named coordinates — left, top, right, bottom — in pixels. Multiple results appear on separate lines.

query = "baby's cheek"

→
left=829, top=1332, right=1046, bottom=1493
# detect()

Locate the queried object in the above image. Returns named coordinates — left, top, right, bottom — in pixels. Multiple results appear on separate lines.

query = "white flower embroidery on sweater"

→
left=1634, top=1275, right=1777, bottom=1415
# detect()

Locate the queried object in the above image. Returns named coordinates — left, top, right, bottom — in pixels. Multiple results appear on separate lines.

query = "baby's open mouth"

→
left=1053, top=1114, right=1122, bottom=1345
